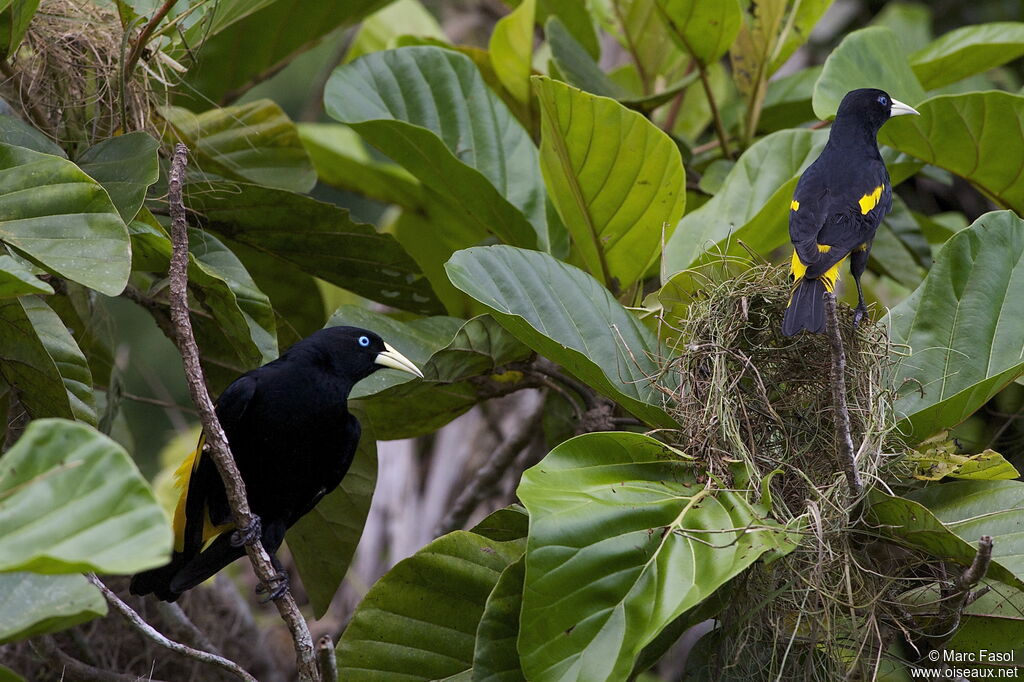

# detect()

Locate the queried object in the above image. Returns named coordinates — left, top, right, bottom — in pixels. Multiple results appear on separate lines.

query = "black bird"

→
left=130, top=326, right=422, bottom=602
left=782, top=88, right=920, bottom=336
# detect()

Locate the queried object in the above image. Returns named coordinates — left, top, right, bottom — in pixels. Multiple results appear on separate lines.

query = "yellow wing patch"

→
left=790, top=200, right=800, bottom=211
left=858, top=184, right=885, bottom=215
left=789, top=244, right=844, bottom=292
left=171, top=434, right=234, bottom=553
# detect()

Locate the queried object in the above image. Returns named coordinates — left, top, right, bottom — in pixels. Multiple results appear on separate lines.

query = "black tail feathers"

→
left=782, top=278, right=827, bottom=336
left=130, top=553, right=187, bottom=602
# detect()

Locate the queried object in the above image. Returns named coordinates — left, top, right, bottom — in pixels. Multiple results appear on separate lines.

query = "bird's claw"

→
left=256, top=571, right=290, bottom=602
left=853, top=305, right=868, bottom=330
left=230, top=515, right=262, bottom=547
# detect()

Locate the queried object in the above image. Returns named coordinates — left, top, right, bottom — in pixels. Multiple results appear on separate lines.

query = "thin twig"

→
left=32, top=635, right=162, bottom=682
left=154, top=601, right=223, bottom=656
left=164, top=143, right=320, bottom=682
left=86, top=575, right=256, bottom=682
left=436, top=401, right=545, bottom=536
left=823, top=293, right=863, bottom=497
left=124, top=0, right=178, bottom=80
left=316, top=635, right=338, bottom=682
left=928, top=536, right=994, bottom=643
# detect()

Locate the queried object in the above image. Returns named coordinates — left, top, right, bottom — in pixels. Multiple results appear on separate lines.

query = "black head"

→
left=287, top=326, right=423, bottom=384
left=835, top=88, right=920, bottom=134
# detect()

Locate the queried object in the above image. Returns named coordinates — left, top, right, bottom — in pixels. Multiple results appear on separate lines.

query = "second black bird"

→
left=782, top=88, right=920, bottom=336
left=130, top=326, right=423, bottom=602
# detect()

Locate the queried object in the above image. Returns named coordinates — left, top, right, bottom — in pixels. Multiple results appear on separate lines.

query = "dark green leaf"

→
left=0, top=0, right=38, bottom=59
left=446, top=246, right=676, bottom=427
left=325, top=46, right=547, bottom=250
left=163, top=100, right=315, bottom=193
left=886, top=210, right=1024, bottom=441
left=336, top=531, right=525, bottom=681
left=0, top=114, right=64, bottom=156
left=473, top=556, right=526, bottom=682
left=546, top=16, right=627, bottom=99
left=0, top=254, right=52, bottom=297
left=0, top=296, right=95, bottom=423
left=187, top=182, right=442, bottom=316
left=0, top=143, right=130, bottom=296
left=181, top=0, right=390, bottom=106
left=77, top=132, right=159, bottom=223
left=0, top=418, right=172, bottom=574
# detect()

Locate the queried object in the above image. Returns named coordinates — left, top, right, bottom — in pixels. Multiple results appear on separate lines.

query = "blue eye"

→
left=358, top=335, right=370, bottom=347
left=878, top=95, right=889, bottom=106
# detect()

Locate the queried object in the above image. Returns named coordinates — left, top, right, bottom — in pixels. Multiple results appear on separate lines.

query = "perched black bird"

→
left=130, top=326, right=422, bottom=602
left=782, top=88, right=920, bottom=336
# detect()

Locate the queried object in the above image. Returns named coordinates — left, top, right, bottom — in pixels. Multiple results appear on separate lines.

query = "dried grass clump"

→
left=655, top=260, right=930, bottom=680
left=2, top=0, right=165, bottom=153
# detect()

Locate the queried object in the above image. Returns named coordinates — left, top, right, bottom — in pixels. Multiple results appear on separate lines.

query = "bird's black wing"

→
left=179, top=373, right=259, bottom=555
left=789, top=165, right=830, bottom=266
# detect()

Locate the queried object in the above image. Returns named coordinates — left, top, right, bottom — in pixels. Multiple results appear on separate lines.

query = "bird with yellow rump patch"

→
left=782, top=88, right=920, bottom=336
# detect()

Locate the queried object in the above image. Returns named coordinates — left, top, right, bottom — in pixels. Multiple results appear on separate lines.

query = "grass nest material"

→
left=654, top=260, right=936, bottom=680
left=1, top=0, right=163, bottom=154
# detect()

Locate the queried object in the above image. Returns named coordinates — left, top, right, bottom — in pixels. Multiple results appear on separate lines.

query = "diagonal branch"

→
left=86, top=574, right=255, bottom=682
left=164, top=143, right=320, bottom=682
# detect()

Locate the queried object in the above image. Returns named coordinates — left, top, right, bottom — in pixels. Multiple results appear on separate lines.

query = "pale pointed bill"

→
left=375, top=342, right=424, bottom=378
left=890, top=98, right=920, bottom=117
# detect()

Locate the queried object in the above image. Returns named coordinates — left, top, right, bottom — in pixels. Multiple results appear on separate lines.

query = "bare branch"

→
left=164, top=143, right=320, bottom=681
left=31, top=635, right=162, bottom=682
left=317, top=635, right=338, bottom=682
left=87, top=575, right=255, bottom=682
left=823, top=292, right=863, bottom=498
left=436, top=400, right=545, bottom=536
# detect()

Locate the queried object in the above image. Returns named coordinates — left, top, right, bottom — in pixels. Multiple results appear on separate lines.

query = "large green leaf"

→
left=662, top=129, right=828, bottom=275
left=866, top=488, right=1022, bottom=590
left=289, top=409, right=376, bottom=619
left=472, top=556, right=526, bottom=682
left=885, top=211, right=1024, bottom=441
left=324, top=46, right=547, bottom=250
left=77, top=131, right=160, bottom=223
left=535, top=76, right=685, bottom=290
left=187, top=182, right=442, bottom=316
left=910, top=480, right=1024, bottom=585
left=0, top=296, right=95, bottom=424
left=335, top=530, right=525, bottom=681
left=812, top=26, right=926, bottom=120
left=517, top=432, right=797, bottom=682
left=0, top=573, right=105, bottom=644
left=163, top=100, right=316, bottom=193
left=910, top=22, right=1024, bottom=90
left=446, top=246, right=676, bottom=428
left=329, top=306, right=532, bottom=440
left=490, top=0, right=536, bottom=106
left=0, top=418, right=172, bottom=574
left=656, top=0, right=743, bottom=66
left=0, top=114, right=64, bottom=157
left=298, top=123, right=423, bottom=209
left=879, top=92, right=1024, bottom=213
left=769, top=0, right=833, bottom=73
left=129, top=217, right=278, bottom=369
left=181, top=0, right=390, bottom=105
left=0, top=143, right=130, bottom=296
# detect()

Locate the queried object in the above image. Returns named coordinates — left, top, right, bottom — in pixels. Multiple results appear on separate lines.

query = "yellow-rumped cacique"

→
left=782, top=88, right=920, bottom=336
left=130, top=326, right=423, bottom=602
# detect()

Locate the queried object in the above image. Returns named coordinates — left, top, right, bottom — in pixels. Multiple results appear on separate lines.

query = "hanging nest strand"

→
left=1, top=0, right=165, bottom=153
left=654, top=260, right=937, bottom=681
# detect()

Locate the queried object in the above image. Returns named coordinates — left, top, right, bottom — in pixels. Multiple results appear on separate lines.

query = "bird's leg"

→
left=852, top=276, right=868, bottom=329
left=256, top=553, right=290, bottom=603
left=229, top=514, right=262, bottom=547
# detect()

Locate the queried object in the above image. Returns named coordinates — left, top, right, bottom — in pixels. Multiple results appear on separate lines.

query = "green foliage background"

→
left=1, top=0, right=1023, bottom=680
